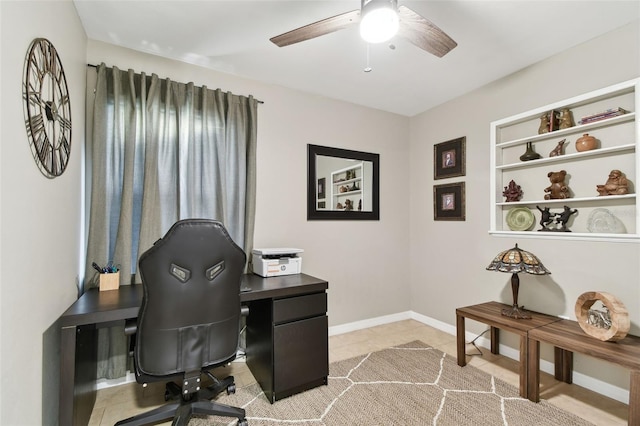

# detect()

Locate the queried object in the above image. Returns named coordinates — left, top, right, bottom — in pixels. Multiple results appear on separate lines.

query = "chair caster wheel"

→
left=227, top=383, right=236, bottom=395
left=237, top=419, right=248, bottom=426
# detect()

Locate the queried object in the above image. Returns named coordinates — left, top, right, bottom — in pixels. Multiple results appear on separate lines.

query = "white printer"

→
left=252, top=248, right=303, bottom=277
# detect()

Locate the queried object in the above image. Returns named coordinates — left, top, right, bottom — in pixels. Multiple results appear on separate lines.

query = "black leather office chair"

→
left=115, top=219, right=248, bottom=426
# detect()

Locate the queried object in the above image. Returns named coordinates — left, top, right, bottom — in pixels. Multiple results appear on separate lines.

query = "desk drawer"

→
left=273, top=315, right=328, bottom=400
left=273, top=292, right=326, bottom=324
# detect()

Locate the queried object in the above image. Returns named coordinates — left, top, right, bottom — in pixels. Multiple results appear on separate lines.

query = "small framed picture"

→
left=434, top=182, right=465, bottom=221
left=434, top=136, right=466, bottom=180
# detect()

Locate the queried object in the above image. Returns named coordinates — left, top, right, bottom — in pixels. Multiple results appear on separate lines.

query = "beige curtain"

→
left=84, top=63, right=258, bottom=379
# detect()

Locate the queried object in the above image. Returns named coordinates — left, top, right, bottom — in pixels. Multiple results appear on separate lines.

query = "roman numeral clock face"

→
left=22, top=38, right=72, bottom=178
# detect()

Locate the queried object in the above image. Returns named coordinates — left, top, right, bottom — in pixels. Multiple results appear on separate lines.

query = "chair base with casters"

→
left=118, top=320, right=247, bottom=426
left=114, top=369, right=247, bottom=426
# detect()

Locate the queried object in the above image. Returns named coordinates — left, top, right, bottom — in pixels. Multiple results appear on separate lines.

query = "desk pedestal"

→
left=246, top=292, right=329, bottom=402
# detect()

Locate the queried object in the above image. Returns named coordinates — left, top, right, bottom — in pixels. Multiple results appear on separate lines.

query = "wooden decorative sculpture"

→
left=575, top=291, right=629, bottom=341
left=596, top=169, right=629, bottom=196
left=544, top=170, right=570, bottom=200
left=558, top=108, right=574, bottom=129
left=549, top=139, right=566, bottom=157
left=537, top=113, right=550, bottom=134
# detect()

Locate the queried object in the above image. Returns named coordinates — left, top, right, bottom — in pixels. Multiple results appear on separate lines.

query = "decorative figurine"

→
left=596, top=169, right=629, bottom=196
left=536, top=205, right=578, bottom=232
left=539, top=110, right=559, bottom=133
left=502, top=180, right=523, bottom=202
left=536, top=206, right=554, bottom=230
left=344, top=199, right=353, bottom=211
left=588, top=305, right=612, bottom=330
left=538, top=113, right=550, bottom=134
left=519, top=142, right=542, bottom=161
left=544, top=170, right=571, bottom=200
left=558, top=108, right=574, bottom=129
left=549, top=139, right=566, bottom=157
left=555, top=205, right=578, bottom=231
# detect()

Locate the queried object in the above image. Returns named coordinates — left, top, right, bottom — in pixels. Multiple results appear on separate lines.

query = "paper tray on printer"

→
left=252, top=248, right=303, bottom=258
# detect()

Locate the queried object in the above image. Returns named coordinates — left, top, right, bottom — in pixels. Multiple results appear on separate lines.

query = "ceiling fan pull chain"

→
left=364, top=43, right=372, bottom=73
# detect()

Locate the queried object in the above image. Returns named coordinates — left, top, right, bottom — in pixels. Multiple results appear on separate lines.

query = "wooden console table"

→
left=456, top=301, right=562, bottom=398
left=527, top=319, right=640, bottom=424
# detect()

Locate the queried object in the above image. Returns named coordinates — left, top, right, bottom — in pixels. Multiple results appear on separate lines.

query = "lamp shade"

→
left=360, top=0, right=399, bottom=44
left=486, top=244, right=550, bottom=275
left=486, top=244, right=550, bottom=319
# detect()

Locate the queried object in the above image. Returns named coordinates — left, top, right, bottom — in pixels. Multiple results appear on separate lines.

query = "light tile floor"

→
left=89, top=320, right=628, bottom=425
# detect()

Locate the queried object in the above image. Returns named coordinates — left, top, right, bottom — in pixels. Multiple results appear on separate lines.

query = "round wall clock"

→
left=22, top=38, right=72, bottom=178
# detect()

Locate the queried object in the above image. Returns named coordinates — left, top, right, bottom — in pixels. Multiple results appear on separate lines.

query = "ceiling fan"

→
left=270, top=0, right=457, bottom=58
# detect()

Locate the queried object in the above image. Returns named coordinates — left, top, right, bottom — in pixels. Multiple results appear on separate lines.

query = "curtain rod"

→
left=87, top=63, right=264, bottom=104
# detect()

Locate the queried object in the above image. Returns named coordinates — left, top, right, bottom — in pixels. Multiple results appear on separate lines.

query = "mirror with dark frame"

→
left=307, top=144, right=380, bottom=220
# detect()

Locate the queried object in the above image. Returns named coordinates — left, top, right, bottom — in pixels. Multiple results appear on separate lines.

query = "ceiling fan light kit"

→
left=359, top=0, right=399, bottom=44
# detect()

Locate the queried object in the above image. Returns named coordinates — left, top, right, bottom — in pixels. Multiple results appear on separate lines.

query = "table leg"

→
left=456, top=313, right=466, bottom=367
left=60, top=324, right=98, bottom=426
left=60, top=326, right=77, bottom=426
left=562, top=350, right=573, bottom=384
left=554, top=347, right=573, bottom=383
left=490, top=326, right=500, bottom=354
left=629, top=370, right=639, bottom=426
left=554, top=347, right=563, bottom=380
left=527, top=338, right=540, bottom=402
left=519, top=335, right=529, bottom=398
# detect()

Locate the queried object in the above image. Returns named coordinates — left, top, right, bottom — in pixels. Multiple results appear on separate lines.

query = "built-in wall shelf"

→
left=490, top=78, right=640, bottom=242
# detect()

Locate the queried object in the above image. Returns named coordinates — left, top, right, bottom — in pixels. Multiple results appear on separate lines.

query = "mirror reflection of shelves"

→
left=331, top=163, right=364, bottom=211
left=490, top=78, right=639, bottom=242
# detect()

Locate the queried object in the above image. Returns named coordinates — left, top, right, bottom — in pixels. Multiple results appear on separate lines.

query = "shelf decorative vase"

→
left=519, top=142, right=542, bottom=161
left=575, top=133, right=597, bottom=152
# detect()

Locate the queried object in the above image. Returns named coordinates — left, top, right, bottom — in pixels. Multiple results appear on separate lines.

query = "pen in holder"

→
left=99, top=272, right=120, bottom=291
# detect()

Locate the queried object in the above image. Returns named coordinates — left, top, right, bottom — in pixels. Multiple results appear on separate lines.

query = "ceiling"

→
left=73, top=1, right=640, bottom=117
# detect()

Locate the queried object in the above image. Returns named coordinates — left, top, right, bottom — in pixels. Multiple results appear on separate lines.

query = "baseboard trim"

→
left=328, top=311, right=412, bottom=336
left=331, top=310, right=630, bottom=405
left=96, top=372, right=136, bottom=390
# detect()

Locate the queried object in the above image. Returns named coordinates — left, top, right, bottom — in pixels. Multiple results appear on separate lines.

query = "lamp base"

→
left=501, top=305, right=531, bottom=319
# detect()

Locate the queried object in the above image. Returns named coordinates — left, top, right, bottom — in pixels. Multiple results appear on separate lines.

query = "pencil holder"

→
left=99, top=272, right=120, bottom=291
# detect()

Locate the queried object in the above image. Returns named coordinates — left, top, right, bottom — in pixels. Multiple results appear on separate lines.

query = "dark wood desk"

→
left=456, top=301, right=562, bottom=398
left=59, top=273, right=328, bottom=426
left=527, top=319, right=640, bottom=424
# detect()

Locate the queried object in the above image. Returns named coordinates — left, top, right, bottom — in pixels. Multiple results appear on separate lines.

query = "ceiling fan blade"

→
left=270, top=9, right=360, bottom=47
left=397, top=5, right=457, bottom=57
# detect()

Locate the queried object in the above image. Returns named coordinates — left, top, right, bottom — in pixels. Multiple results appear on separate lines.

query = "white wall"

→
left=409, top=21, right=640, bottom=398
left=0, top=1, right=87, bottom=424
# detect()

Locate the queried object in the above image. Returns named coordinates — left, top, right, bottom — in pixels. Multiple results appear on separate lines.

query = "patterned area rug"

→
left=190, top=340, right=594, bottom=426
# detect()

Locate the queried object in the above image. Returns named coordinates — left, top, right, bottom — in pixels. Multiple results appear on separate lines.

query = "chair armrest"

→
left=124, top=318, right=137, bottom=336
